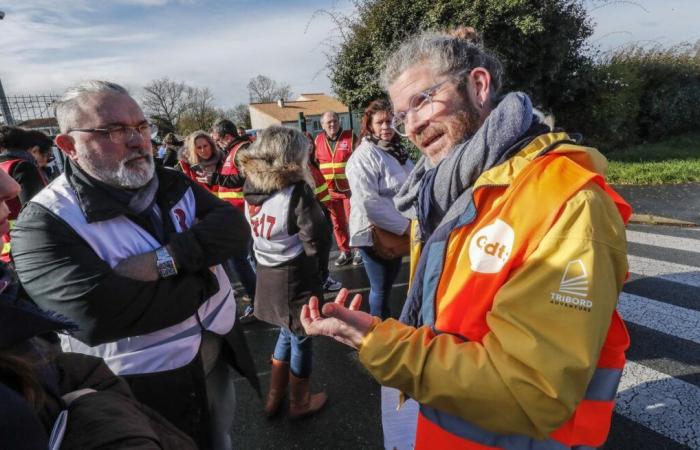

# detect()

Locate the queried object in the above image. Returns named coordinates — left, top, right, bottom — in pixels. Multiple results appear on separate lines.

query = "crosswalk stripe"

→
left=626, top=230, right=700, bottom=253
left=616, top=361, right=700, bottom=449
left=618, top=292, right=700, bottom=345
left=627, top=254, right=700, bottom=288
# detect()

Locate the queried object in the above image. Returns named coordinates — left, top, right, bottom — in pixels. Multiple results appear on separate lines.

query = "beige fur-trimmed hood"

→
left=239, top=149, right=309, bottom=194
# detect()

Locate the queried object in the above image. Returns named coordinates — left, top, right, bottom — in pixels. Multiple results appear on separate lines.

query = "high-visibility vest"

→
left=315, top=130, right=353, bottom=195
left=413, top=146, right=632, bottom=449
left=308, top=162, right=331, bottom=205
left=214, top=141, right=249, bottom=209
left=0, top=158, right=47, bottom=262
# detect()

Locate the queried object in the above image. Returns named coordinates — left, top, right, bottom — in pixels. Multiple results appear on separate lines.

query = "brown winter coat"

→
left=240, top=153, right=330, bottom=336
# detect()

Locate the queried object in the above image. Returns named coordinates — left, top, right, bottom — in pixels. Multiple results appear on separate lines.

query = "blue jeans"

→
left=359, top=247, right=402, bottom=320
left=273, top=328, right=312, bottom=378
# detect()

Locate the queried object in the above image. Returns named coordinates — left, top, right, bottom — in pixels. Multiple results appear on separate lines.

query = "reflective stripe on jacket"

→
left=215, top=141, right=248, bottom=209
left=358, top=133, right=632, bottom=449
left=308, top=162, right=331, bottom=204
left=315, top=130, right=354, bottom=195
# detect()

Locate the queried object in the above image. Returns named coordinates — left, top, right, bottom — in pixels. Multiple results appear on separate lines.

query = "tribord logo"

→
left=550, top=259, right=593, bottom=311
left=468, top=219, right=514, bottom=273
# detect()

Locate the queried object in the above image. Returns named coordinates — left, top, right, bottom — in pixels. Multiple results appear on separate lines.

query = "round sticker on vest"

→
left=468, top=219, right=514, bottom=273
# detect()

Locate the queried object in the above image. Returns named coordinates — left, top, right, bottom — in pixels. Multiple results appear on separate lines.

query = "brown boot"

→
left=264, top=358, right=289, bottom=417
left=288, top=373, right=327, bottom=419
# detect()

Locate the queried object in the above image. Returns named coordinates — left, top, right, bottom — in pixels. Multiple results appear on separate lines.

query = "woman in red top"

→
left=178, top=130, right=222, bottom=188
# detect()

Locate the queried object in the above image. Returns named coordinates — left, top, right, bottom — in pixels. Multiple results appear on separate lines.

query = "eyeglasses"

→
left=390, top=71, right=471, bottom=137
left=68, top=122, right=157, bottom=144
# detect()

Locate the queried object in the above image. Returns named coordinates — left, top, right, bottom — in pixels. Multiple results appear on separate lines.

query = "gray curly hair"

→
left=380, top=28, right=504, bottom=99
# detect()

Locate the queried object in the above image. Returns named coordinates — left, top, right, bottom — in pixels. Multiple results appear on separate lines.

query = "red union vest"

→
left=308, top=162, right=331, bottom=205
left=315, top=130, right=353, bottom=196
left=413, top=147, right=632, bottom=450
left=214, top=141, right=249, bottom=209
left=0, top=159, right=47, bottom=262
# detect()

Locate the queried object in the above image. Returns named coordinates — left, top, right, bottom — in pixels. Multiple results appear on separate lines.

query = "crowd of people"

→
left=0, top=26, right=631, bottom=450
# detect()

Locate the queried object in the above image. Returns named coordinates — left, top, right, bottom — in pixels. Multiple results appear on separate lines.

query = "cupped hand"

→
left=300, top=288, right=375, bottom=349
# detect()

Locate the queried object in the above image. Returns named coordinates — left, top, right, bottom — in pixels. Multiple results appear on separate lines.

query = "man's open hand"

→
left=300, top=288, right=375, bottom=349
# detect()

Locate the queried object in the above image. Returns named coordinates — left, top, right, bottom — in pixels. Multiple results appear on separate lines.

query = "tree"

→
left=141, top=78, right=188, bottom=133
left=222, top=103, right=252, bottom=129
left=247, top=75, right=293, bottom=103
left=326, top=0, right=594, bottom=114
left=177, top=87, right=218, bottom=134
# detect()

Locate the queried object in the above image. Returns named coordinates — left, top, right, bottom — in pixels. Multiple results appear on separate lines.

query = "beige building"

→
left=249, top=93, right=358, bottom=135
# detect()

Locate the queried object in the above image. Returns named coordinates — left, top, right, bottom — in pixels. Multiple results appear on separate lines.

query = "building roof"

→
left=16, top=117, right=58, bottom=129
left=249, top=93, right=349, bottom=123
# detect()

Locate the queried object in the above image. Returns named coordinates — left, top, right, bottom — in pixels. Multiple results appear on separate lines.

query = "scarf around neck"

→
left=366, top=135, right=410, bottom=165
left=394, top=92, right=536, bottom=239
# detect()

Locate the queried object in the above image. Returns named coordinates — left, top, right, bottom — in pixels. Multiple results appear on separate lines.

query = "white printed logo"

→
left=550, top=259, right=593, bottom=311
left=468, top=219, right=514, bottom=274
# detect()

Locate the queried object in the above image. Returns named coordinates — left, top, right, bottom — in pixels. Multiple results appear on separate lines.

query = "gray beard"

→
left=81, top=153, right=156, bottom=189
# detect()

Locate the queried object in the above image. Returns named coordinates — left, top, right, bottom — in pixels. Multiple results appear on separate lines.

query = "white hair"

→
left=54, top=80, right=129, bottom=133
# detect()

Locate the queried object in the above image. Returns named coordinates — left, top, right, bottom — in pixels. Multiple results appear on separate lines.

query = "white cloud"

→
left=0, top=1, right=354, bottom=108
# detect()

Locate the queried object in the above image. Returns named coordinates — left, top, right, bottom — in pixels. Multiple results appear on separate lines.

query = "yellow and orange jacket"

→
left=358, top=133, right=632, bottom=449
left=315, top=130, right=354, bottom=196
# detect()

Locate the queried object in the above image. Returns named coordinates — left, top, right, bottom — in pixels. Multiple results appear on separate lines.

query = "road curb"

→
left=629, top=213, right=697, bottom=227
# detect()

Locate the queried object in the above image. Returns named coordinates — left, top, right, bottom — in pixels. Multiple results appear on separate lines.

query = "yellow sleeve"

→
left=358, top=184, right=628, bottom=438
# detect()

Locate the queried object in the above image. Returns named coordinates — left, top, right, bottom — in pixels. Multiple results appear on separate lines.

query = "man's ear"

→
left=55, top=134, right=78, bottom=161
left=469, top=67, right=492, bottom=109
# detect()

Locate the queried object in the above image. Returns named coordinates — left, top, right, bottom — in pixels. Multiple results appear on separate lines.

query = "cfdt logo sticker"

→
left=468, top=219, right=514, bottom=273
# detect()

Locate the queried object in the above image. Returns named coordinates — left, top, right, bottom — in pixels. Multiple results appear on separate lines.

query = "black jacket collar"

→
left=64, top=161, right=189, bottom=223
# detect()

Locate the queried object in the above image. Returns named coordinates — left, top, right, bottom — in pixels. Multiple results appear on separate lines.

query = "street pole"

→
left=0, top=11, right=13, bottom=126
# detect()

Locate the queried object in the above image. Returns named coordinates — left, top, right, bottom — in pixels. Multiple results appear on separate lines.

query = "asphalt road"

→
left=230, top=222, right=700, bottom=450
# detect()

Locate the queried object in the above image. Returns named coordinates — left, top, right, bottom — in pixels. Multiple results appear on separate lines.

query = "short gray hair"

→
left=54, top=80, right=129, bottom=133
left=321, top=111, right=339, bottom=123
left=380, top=28, right=504, bottom=98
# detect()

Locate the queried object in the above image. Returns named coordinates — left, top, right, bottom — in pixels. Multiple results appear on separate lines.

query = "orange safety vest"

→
left=0, top=159, right=48, bottom=262
left=308, top=162, right=331, bottom=205
left=315, top=130, right=353, bottom=196
left=413, top=150, right=632, bottom=450
left=214, top=141, right=249, bottom=210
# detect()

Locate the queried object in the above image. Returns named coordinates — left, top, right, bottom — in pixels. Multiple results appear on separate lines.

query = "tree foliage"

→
left=141, top=78, right=219, bottom=135
left=327, top=0, right=594, bottom=113
left=247, top=75, right=293, bottom=103
left=220, top=103, right=252, bottom=129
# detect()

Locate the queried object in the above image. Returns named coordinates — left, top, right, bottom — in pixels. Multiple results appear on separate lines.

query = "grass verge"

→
left=605, top=133, right=700, bottom=184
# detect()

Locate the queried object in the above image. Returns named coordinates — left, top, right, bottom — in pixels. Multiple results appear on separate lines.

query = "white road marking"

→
left=618, top=292, right=700, bottom=345
left=616, top=361, right=700, bottom=449
left=627, top=255, right=700, bottom=288
left=626, top=230, right=700, bottom=253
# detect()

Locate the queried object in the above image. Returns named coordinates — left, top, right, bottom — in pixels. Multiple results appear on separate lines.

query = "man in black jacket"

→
left=11, top=80, right=259, bottom=450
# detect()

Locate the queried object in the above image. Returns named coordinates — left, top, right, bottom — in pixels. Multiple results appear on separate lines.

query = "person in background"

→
left=161, top=132, right=183, bottom=168
left=304, top=131, right=342, bottom=292
left=237, top=126, right=249, bottom=139
left=24, top=130, right=57, bottom=181
left=314, top=111, right=361, bottom=266
left=0, top=126, right=50, bottom=263
left=210, top=118, right=258, bottom=322
left=178, top=130, right=224, bottom=187
left=11, top=80, right=259, bottom=449
left=346, top=99, right=413, bottom=319
left=302, top=28, right=631, bottom=450
left=240, top=126, right=329, bottom=418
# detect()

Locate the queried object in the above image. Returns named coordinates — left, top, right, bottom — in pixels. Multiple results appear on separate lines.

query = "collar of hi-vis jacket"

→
left=399, top=132, right=606, bottom=328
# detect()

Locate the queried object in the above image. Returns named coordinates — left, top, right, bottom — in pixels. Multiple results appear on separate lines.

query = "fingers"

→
left=349, top=294, right=363, bottom=311
left=300, top=304, right=312, bottom=330
left=334, top=288, right=349, bottom=307
left=308, top=296, right=321, bottom=321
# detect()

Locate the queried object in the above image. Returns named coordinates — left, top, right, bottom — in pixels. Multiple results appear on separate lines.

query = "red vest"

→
left=0, top=159, right=47, bottom=262
left=414, top=149, right=632, bottom=449
left=215, top=140, right=248, bottom=209
left=308, top=162, right=331, bottom=205
left=315, top=130, right=353, bottom=196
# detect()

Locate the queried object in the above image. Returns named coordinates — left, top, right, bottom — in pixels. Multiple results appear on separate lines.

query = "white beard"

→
left=80, top=151, right=155, bottom=189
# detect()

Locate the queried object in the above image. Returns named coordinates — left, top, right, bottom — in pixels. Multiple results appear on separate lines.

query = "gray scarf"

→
left=394, top=92, right=535, bottom=236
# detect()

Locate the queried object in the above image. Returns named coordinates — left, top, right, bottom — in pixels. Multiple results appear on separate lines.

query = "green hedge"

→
left=559, top=45, right=700, bottom=153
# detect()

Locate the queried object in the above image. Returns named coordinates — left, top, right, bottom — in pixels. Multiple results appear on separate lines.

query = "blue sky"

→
left=0, top=0, right=698, bottom=108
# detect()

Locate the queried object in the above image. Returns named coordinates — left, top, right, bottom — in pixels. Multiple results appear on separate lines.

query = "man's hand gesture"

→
left=300, top=288, right=375, bottom=349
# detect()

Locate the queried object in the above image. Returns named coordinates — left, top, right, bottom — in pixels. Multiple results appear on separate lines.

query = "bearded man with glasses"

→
left=302, top=28, right=632, bottom=449
left=11, top=80, right=259, bottom=449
